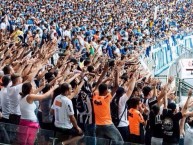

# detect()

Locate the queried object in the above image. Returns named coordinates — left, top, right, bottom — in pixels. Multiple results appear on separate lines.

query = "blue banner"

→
left=143, top=32, right=193, bottom=75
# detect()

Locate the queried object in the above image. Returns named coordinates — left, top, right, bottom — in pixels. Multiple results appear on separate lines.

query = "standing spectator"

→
left=128, top=97, right=146, bottom=145
left=184, top=117, right=193, bottom=145
left=76, top=77, right=95, bottom=144
left=0, top=75, right=10, bottom=123
left=116, top=71, right=138, bottom=142
left=162, top=89, right=193, bottom=145
left=51, top=83, right=84, bottom=144
left=93, top=83, right=123, bottom=144
left=18, top=82, right=56, bottom=145
left=150, top=105, right=163, bottom=145
left=8, top=74, right=23, bottom=124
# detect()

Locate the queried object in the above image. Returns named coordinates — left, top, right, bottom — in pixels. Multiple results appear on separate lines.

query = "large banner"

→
left=142, top=32, right=193, bottom=76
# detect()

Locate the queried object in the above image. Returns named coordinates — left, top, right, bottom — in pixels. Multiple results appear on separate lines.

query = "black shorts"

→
left=0, top=118, right=10, bottom=123
left=129, top=134, right=145, bottom=144
left=9, top=114, right=21, bottom=125
left=55, top=127, right=83, bottom=142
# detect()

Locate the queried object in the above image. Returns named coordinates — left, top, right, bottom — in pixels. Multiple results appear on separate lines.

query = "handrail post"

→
left=179, top=80, right=181, bottom=102
left=49, top=137, right=58, bottom=145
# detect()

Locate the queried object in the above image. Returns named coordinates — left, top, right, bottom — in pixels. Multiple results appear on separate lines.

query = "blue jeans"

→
left=84, top=124, right=96, bottom=145
left=78, top=123, right=96, bottom=145
left=179, top=138, right=184, bottom=145
left=84, top=124, right=96, bottom=136
left=96, top=124, right=123, bottom=145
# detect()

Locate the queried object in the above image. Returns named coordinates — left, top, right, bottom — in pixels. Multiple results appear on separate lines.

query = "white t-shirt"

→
left=0, top=22, right=6, bottom=30
left=97, top=45, right=103, bottom=56
left=36, top=27, right=43, bottom=38
left=8, top=84, right=22, bottom=115
left=77, top=35, right=85, bottom=47
left=51, top=95, right=74, bottom=129
left=0, top=87, right=10, bottom=119
left=63, top=30, right=71, bottom=39
left=118, top=94, right=129, bottom=127
left=114, top=48, right=121, bottom=57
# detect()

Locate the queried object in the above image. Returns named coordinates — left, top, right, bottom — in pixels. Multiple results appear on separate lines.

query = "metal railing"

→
left=176, top=78, right=193, bottom=101
left=0, top=122, right=142, bottom=145
left=154, top=75, right=168, bottom=85
left=154, top=75, right=193, bottom=102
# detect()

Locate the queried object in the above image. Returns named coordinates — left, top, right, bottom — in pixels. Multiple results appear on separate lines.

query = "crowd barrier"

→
left=0, top=122, right=142, bottom=145
left=142, top=30, right=193, bottom=76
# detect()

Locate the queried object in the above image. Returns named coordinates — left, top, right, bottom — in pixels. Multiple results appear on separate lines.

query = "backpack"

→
left=110, top=96, right=120, bottom=126
left=111, top=96, right=127, bottom=127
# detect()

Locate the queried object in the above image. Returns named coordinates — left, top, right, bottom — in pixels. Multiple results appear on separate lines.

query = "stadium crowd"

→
left=1, top=0, right=193, bottom=145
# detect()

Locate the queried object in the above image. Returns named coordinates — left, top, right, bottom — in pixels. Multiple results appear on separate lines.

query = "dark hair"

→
left=45, top=72, right=54, bottom=83
left=168, top=103, right=176, bottom=113
left=108, top=59, right=115, bottom=67
left=87, top=65, right=94, bottom=72
left=120, top=73, right=128, bottom=82
left=151, top=105, right=160, bottom=115
left=42, top=84, right=51, bottom=93
left=83, top=59, right=91, bottom=66
left=69, top=58, right=78, bottom=64
left=2, top=75, right=10, bottom=87
left=132, top=87, right=139, bottom=94
left=70, top=79, right=78, bottom=89
left=11, top=73, right=21, bottom=83
left=52, top=86, right=61, bottom=104
left=20, top=82, right=32, bottom=98
left=187, top=117, right=193, bottom=127
left=129, top=97, right=141, bottom=108
left=60, top=83, right=70, bottom=94
left=3, top=65, right=11, bottom=75
left=115, top=87, right=125, bottom=98
left=98, top=83, right=108, bottom=95
left=142, top=77, right=146, bottom=82
left=142, top=86, right=152, bottom=97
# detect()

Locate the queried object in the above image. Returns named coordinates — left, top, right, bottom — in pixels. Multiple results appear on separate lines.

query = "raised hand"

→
left=132, top=71, right=139, bottom=79
left=188, top=89, right=192, bottom=97
left=168, top=76, right=174, bottom=84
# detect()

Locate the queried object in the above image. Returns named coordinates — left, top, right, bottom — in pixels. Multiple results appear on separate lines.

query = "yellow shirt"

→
left=150, top=21, right=153, bottom=28
left=11, top=30, right=23, bottom=43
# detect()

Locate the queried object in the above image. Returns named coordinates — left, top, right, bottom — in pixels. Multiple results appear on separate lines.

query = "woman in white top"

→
left=18, top=82, right=56, bottom=145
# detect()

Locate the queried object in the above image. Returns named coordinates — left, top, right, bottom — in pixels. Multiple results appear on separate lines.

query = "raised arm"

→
left=111, top=66, right=119, bottom=96
left=93, top=62, right=109, bottom=92
left=180, top=89, right=192, bottom=137
left=69, top=80, right=85, bottom=100
left=27, top=85, right=57, bottom=103
left=125, top=71, right=138, bottom=99
left=182, top=89, right=192, bottom=117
